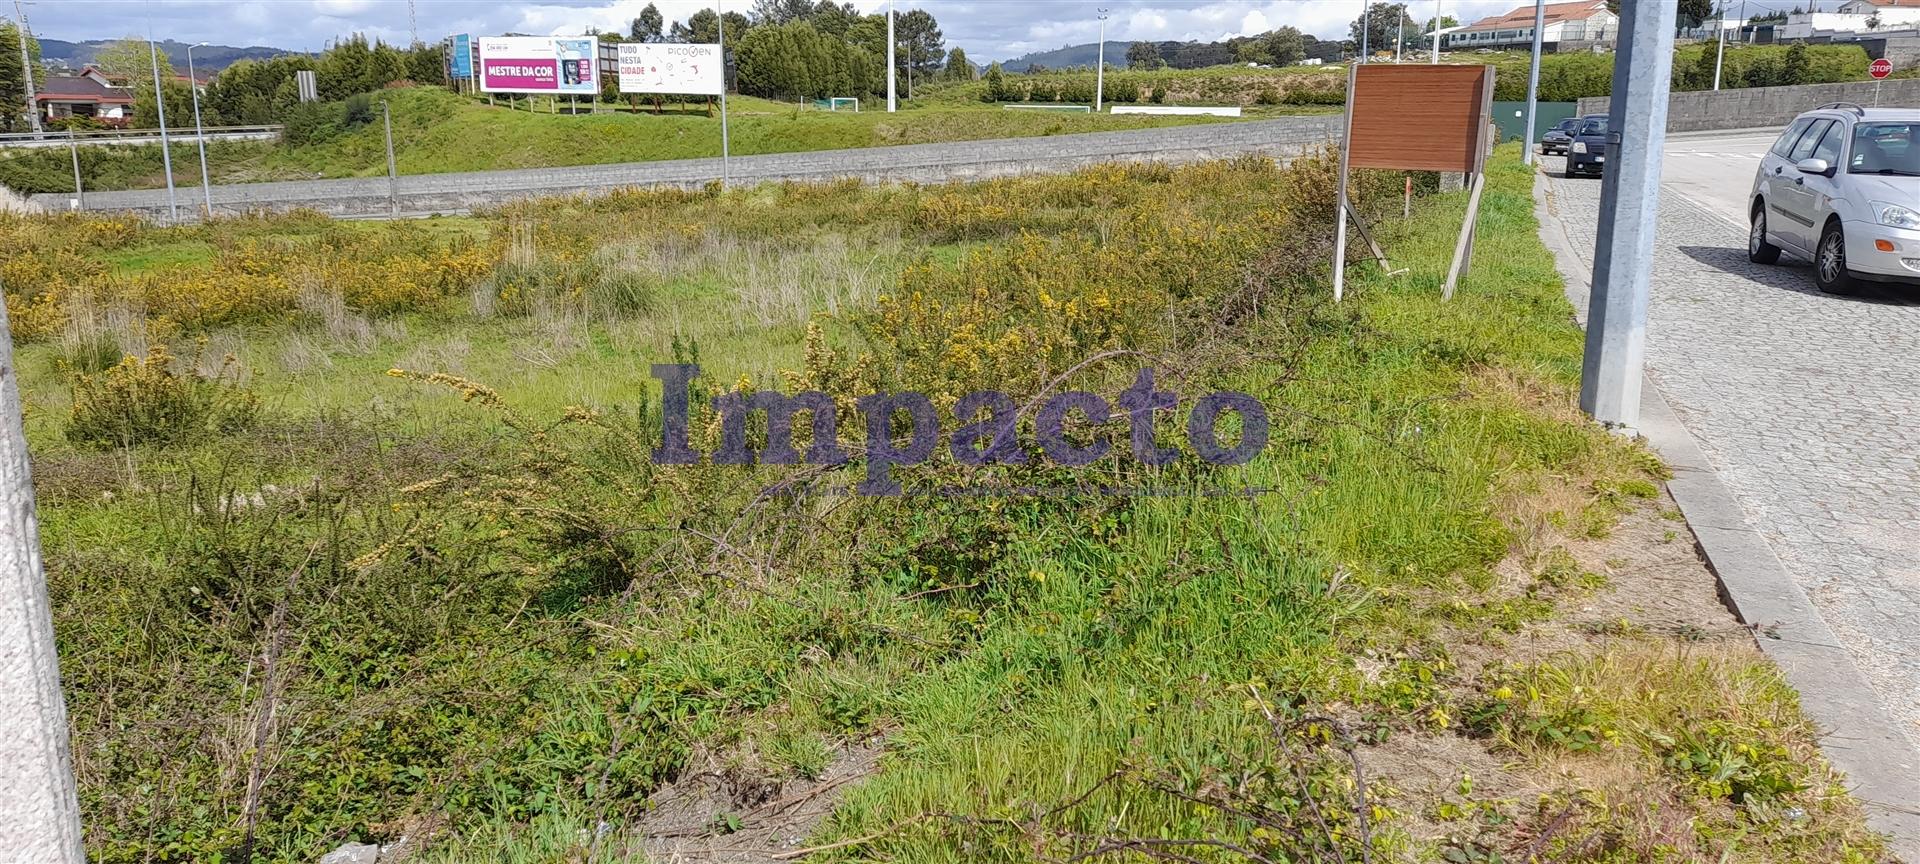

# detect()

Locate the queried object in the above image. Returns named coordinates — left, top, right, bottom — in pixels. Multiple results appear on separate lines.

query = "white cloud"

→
left=312, top=0, right=375, bottom=16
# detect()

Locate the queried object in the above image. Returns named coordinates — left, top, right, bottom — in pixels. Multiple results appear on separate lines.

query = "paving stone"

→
left=1540, top=156, right=1920, bottom=748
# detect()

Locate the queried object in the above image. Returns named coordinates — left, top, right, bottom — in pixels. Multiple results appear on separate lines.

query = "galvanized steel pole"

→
left=1579, top=0, right=1677, bottom=428
left=189, top=42, right=211, bottom=217
left=1523, top=0, right=1544, bottom=165
left=381, top=99, right=397, bottom=216
left=718, top=1, right=730, bottom=187
left=886, top=3, right=895, bottom=112
left=148, top=33, right=178, bottom=223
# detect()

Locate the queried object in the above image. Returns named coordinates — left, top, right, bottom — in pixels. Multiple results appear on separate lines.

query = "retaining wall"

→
left=1576, top=78, right=1920, bottom=133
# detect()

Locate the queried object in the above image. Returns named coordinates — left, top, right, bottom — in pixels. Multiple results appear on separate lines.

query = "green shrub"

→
left=66, top=345, right=260, bottom=449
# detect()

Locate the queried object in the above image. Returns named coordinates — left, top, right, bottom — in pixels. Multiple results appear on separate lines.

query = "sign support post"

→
left=1333, top=63, right=1356, bottom=303
left=719, top=5, right=731, bottom=188
left=1333, top=62, right=1494, bottom=302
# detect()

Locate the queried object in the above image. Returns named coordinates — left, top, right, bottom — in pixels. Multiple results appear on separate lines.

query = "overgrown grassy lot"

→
left=1, top=147, right=1891, bottom=863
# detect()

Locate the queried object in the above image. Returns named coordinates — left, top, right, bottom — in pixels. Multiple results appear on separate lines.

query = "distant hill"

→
left=38, top=39, right=300, bottom=74
left=998, top=42, right=1126, bottom=71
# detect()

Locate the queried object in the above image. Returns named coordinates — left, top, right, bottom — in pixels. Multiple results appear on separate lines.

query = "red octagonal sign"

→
left=1870, top=58, right=1893, bottom=79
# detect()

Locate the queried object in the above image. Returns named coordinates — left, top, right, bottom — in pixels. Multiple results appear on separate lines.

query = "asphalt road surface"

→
left=1538, top=133, right=1920, bottom=752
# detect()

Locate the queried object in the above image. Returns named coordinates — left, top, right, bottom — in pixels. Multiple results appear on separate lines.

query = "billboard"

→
left=451, top=34, right=472, bottom=79
left=479, top=36, right=597, bottom=94
left=617, top=43, right=723, bottom=96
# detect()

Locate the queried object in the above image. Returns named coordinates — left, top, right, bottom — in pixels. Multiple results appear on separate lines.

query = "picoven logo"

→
left=649, top=365, right=1271, bottom=496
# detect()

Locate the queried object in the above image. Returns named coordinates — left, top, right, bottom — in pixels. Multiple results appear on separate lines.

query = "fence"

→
left=0, top=125, right=284, bottom=148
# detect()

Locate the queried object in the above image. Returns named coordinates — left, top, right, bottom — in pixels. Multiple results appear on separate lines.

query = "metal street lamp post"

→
left=188, top=41, right=211, bottom=217
left=1523, top=0, right=1544, bottom=165
left=148, top=34, right=178, bottom=223
left=1095, top=9, right=1109, bottom=112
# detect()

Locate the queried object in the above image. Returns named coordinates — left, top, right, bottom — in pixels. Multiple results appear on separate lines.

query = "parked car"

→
left=1541, top=118, right=1579, bottom=155
left=1565, top=115, right=1609, bottom=176
left=1748, top=103, right=1920, bottom=294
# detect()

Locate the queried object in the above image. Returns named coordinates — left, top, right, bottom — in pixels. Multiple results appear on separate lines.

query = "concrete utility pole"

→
left=12, top=0, right=41, bottom=135
left=188, top=41, right=210, bottom=217
left=1095, top=9, right=1108, bottom=111
left=1523, top=0, right=1544, bottom=165
left=1579, top=0, right=1677, bottom=428
left=0, top=294, right=87, bottom=864
left=885, top=3, right=895, bottom=112
left=148, top=34, right=177, bottom=223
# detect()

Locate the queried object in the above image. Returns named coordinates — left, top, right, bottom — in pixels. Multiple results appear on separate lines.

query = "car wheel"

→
left=1748, top=205, right=1782, bottom=265
left=1814, top=221, right=1858, bottom=295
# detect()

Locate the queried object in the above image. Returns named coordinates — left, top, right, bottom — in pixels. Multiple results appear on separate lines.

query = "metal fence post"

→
left=0, top=289, right=87, bottom=864
left=1578, top=0, right=1677, bottom=428
left=68, top=130, right=83, bottom=211
left=382, top=100, right=398, bottom=217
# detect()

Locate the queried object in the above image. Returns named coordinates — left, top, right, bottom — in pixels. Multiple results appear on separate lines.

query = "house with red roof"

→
left=35, top=65, right=135, bottom=127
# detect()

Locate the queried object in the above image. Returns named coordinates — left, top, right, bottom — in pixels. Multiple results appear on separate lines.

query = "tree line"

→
left=612, top=1, right=969, bottom=102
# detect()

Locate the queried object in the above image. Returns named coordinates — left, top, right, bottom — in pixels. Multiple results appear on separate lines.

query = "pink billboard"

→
left=478, top=36, right=597, bottom=94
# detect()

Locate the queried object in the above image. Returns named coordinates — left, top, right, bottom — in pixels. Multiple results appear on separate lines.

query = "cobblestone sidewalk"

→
left=1537, top=156, right=1920, bottom=749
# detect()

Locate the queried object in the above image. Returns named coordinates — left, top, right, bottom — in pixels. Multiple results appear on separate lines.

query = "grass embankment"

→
left=0, top=85, right=1289, bottom=194
left=0, top=147, right=1891, bottom=863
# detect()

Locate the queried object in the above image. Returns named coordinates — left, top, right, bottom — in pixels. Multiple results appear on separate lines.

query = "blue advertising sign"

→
left=451, top=34, right=472, bottom=79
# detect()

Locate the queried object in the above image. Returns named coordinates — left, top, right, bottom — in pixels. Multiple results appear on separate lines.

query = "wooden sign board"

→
left=1347, top=64, right=1494, bottom=173
left=1331, top=63, right=1496, bottom=302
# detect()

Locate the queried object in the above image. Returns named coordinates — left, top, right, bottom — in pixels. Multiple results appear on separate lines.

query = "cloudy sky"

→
left=13, top=0, right=1825, bottom=61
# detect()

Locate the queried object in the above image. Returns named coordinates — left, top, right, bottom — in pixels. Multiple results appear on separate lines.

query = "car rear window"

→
left=1788, top=119, right=1832, bottom=161
left=1848, top=121, right=1919, bottom=176
left=1771, top=118, right=1814, bottom=157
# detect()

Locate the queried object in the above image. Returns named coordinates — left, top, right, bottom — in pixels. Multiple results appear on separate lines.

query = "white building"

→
left=1443, top=1, right=1617, bottom=51
left=1780, top=1, right=1920, bottom=41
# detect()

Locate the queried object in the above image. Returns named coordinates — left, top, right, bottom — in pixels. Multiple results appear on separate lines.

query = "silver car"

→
left=1748, top=103, right=1920, bottom=295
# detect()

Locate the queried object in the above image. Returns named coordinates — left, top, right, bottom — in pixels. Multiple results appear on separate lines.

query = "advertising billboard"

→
left=479, top=36, right=597, bottom=94
left=617, top=43, right=723, bottom=96
left=451, top=34, right=472, bottom=79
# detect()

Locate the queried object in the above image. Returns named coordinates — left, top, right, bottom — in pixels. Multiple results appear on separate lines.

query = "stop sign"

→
left=1870, top=58, right=1894, bottom=80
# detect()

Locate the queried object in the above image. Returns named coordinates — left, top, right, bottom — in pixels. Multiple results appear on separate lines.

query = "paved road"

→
left=31, top=117, right=1342, bottom=218
left=1537, top=139, right=1920, bottom=749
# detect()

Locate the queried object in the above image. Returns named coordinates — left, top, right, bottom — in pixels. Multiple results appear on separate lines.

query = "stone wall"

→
left=1577, top=78, right=1920, bottom=133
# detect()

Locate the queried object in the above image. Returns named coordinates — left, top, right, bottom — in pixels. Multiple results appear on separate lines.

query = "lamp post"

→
left=1523, top=0, right=1544, bottom=165
left=187, top=41, right=211, bottom=218
left=1712, top=3, right=1728, bottom=90
left=885, top=2, right=895, bottom=112
left=148, top=33, right=177, bottom=223
left=1361, top=2, right=1370, bottom=63
left=1432, top=0, right=1442, bottom=63
left=1095, top=8, right=1109, bottom=111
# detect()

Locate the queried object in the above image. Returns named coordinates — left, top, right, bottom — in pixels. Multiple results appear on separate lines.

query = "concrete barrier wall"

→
left=33, top=117, right=1342, bottom=220
left=1576, top=78, right=1920, bottom=133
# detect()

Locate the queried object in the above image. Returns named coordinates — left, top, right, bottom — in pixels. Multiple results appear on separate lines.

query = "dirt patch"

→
left=620, top=739, right=883, bottom=864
